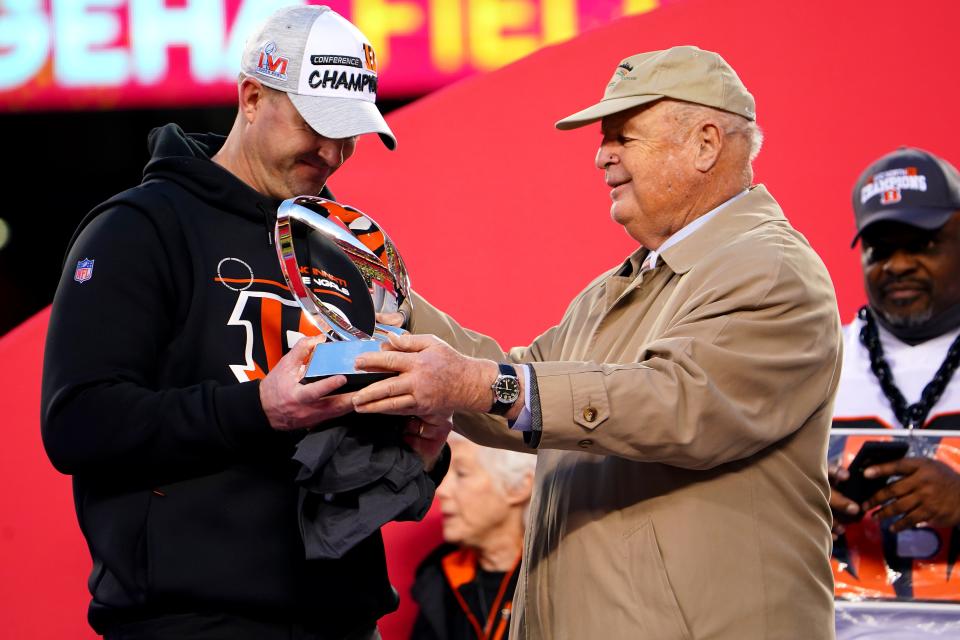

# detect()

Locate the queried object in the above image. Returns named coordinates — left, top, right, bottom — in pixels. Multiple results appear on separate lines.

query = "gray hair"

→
left=449, top=432, right=536, bottom=496
left=669, top=101, right=764, bottom=163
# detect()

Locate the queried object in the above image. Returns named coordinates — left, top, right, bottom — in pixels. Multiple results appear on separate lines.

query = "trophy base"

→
left=374, top=323, right=407, bottom=339
left=301, top=338, right=397, bottom=393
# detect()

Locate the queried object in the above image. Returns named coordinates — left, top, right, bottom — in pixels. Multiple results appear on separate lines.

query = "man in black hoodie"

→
left=41, top=6, right=449, bottom=639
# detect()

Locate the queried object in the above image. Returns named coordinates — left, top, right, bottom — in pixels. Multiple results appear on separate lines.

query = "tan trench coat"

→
left=410, top=186, right=841, bottom=639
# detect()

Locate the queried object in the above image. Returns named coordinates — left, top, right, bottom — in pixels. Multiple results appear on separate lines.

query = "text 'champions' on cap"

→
left=851, top=147, right=960, bottom=244
left=241, top=5, right=396, bottom=150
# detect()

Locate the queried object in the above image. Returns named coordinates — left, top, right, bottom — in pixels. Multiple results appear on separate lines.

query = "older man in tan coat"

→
left=354, top=46, right=841, bottom=639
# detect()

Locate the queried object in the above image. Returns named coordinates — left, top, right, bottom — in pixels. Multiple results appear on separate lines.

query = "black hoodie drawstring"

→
left=258, top=203, right=273, bottom=246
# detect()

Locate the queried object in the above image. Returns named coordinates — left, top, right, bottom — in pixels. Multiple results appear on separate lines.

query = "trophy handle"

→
left=275, top=200, right=372, bottom=342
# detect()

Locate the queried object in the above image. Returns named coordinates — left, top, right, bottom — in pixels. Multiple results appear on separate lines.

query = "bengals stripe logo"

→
left=362, top=43, right=378, bottom=73
left=880, top=188, right=902, bottom=205
left=225, top=289, right=322, bottom=382
left=216, top=258, right=365, bottom=381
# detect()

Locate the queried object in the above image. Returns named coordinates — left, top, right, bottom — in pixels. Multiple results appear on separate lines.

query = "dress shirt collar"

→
left=659, top=185, right=787, bottom=275
left=642, top=189, right=749, bottom=271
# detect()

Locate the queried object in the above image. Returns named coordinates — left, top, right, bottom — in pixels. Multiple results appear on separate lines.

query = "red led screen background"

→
left=0, top=0, right=667, bottom=110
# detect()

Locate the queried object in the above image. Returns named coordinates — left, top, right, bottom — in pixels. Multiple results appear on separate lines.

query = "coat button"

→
left=578, top=439, right=593, bottom=448
left=582, top=406, right=598, bottom=422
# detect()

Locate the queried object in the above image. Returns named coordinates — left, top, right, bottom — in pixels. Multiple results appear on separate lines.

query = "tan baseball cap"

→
left=555, top=45, right=756, bottom=130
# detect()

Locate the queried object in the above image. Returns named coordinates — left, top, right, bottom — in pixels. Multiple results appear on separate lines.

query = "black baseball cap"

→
left=851, top=147, right=960, bottom=246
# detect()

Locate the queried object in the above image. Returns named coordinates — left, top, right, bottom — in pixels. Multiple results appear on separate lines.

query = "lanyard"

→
left=447, top=555, right=520, bottom=640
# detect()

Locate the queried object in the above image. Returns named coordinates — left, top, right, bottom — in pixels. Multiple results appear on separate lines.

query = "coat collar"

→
left=658, top=184, right=786, bottom=275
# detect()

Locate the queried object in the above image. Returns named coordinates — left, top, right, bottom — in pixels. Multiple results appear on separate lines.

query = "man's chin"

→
left=292, top=182, right=328, bottom=198
left=610, top=206, right=635, bottom=231
left=440, top=525, right=463, bottom=545
left=290, top=168, right=331, bottom=196
left=878, top=305, right=934, bottom=329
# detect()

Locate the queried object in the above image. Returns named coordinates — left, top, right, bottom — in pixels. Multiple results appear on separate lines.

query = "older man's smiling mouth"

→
left=607, top=177, right=631, bottom=198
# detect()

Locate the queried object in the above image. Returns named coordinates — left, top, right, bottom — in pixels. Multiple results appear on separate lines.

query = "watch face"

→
left=494, top=376, right=520, bottom=404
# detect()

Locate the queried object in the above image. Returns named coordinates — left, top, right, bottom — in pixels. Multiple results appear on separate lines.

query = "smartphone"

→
left=836, top=440, right=910, bottom=509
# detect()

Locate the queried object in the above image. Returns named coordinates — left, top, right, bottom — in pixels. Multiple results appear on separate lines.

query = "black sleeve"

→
left=427, top=443, right=451, bottom=486
left=41, top=204, right=279, bottom=482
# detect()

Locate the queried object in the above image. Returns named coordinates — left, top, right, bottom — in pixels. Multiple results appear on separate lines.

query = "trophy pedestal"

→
left=302, top=338, right=396, bottom=392
left=374, top=323, right=407, bottom=338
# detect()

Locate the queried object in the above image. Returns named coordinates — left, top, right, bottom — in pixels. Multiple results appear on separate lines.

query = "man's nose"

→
left=595, top=143, right=618, bottom=170
left=316, top=138, right=348, bottom=167
left=436, top=478, right=452, bottom=499
left=882, top=248, right=919, bottom=275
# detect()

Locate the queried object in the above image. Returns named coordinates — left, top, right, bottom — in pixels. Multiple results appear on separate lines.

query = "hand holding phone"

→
left=834, top=440, right=909, bottom=520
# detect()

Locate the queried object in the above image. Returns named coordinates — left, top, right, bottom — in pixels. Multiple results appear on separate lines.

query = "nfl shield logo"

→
left=74, top=258, right=94, bottom=283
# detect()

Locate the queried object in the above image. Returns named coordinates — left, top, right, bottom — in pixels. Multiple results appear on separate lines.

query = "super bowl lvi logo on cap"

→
left=256, top=41, right=289, bottom=81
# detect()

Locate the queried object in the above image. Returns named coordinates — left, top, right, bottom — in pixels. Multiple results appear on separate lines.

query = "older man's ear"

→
left=693, top=122, right=723, bottom=173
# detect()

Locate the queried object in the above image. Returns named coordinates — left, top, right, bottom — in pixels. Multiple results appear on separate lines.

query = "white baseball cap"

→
left=241, top=5, right=396, bottom=150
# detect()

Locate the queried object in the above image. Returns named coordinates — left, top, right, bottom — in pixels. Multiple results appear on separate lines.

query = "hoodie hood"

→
left=144, top=124, right=282, bottom=226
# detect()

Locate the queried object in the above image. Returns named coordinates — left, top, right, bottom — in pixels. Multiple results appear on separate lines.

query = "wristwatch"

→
left=490, top=363, right=521, bottom=415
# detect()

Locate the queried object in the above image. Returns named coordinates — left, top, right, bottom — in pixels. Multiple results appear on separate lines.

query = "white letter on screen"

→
left=129, top=0, right=223, bottom=83
left=0, top=0, right=50, bottom=90
left=53, top=0, right=128, bottom=87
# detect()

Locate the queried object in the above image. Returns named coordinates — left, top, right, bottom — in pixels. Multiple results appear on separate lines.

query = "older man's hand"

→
left=375, top=311, right=405, bottom=328
left=352, top=333, right=497, bottom=416
left=403, top=413, right=454, bottom=471
left=863, top=458, right=960, bottom=532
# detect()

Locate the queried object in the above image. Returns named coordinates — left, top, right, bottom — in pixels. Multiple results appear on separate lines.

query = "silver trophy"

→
left=275, top=196, right=411, bottom=389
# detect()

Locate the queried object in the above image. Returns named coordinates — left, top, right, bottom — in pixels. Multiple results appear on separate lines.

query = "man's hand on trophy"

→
left=375, top=311, right=405, bottom=328
left=352, top=333, right=497, bottom=416
left=403, top=414, right=453, bottom=471
left=260, top=335, right=357, bottom=431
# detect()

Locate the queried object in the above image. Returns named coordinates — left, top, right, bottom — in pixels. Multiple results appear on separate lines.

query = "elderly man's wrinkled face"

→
left=596, top=101, right=697, bottom=246
left=247, top=88, right=357, bottom=200
left=861, top=212, right=960, bottom=329
left=436, top=438, right=513, bottom=548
